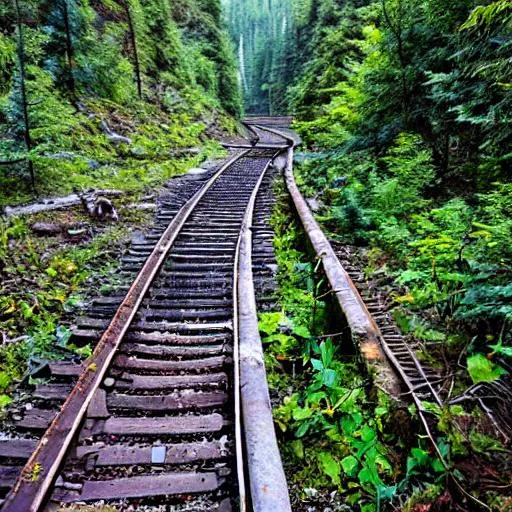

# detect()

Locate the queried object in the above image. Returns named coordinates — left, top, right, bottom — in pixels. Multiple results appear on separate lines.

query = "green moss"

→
left=0, top=97, right=228, bottom=206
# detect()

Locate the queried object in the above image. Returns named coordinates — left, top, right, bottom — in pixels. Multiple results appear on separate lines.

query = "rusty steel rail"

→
left=235, top=158, right=292, bottom=512
left=252, top=124, right=401, bottom=396
left=2, top=150, right=250, bottom=512
left=248, top=123, right=494, bottom=511
left=256, top=123, right=402, bottom=397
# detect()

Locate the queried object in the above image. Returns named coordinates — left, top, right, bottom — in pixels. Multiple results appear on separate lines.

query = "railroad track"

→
left=0, top=132, right=292, bottom=511
left=332, top=245, right=444, bottom=407
left=4, top=116, right=500, bottom=512
left=259, top=121, right=446, bottom=411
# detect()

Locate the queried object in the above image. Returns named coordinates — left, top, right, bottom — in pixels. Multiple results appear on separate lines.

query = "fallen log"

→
left=3, top=190, right=124, bottom=218
left=31, top=222, right=62, bottom=235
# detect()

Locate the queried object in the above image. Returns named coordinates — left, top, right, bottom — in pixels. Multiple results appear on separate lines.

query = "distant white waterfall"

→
left=238, top=33, right=248, bottom=92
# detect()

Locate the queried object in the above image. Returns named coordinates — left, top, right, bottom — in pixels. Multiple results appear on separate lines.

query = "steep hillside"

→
left=0, top=0, right=241, bottom=205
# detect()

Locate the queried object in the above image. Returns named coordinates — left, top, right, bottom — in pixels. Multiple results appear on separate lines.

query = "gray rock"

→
left=86, top=159, right=100, bottom=170
left=50, top=151, right=76, bottom=161
left=103, top=377, right=115, bottom=389
left=63, top=481, right=83, bottom=491
left=31, top=222, right=62, bottom=235
left=306, top=197, right=324, bottom=212
left=332, top=176, right=348, bottom=188
left=185, top=167, right=208, bottom=181
left=126, top=203, right=156, bottom=211
left=107, top=133, right=132, bottom=145
left=130, top=146, right=147, bottom=156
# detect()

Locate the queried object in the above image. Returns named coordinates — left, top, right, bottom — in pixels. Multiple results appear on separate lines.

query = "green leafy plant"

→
left=467, top=353, right=507, bottom=384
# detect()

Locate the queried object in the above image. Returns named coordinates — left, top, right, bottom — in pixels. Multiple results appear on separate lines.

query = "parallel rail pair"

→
left=1, top=129, right=293, bottom=512
left=2, top=116, right=495, bottom=512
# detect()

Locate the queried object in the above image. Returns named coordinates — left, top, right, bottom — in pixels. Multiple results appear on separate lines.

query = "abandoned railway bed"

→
left=0, top=124, right=293, bottom=512
left=0, top=118, right=482, bottom=512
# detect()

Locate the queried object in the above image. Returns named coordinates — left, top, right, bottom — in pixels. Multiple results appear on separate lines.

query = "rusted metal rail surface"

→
left=257, top=123, right=509, bottom=510
left=0, top=137, right=291, bottom=511
left=256, top=123, right=449, bottom=408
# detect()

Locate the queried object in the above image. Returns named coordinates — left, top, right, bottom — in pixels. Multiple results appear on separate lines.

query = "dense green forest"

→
left=0, top=0, right=240, bottom=203
left=0, top=0, right=510, bottom=510
left=284, top=0, right=512, bottom=345
left=223, top=0, right=295, bottom=113
left=284, top=0, right=512, bottom=388
left=225, top=0, right=512, bottom=510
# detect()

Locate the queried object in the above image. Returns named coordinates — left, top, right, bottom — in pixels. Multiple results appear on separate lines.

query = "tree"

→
left=12, top=0, right=34, bottom=188
left=120, top=0, right=142, bottom=99
left=61, top=0, right=76, bottom=99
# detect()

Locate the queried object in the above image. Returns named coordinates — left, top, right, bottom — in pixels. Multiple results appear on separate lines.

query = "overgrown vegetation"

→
left=266, top=181, right=512, bottom=511
left=288, top=0, right=512, bottom=398
left=0, top=0, right=240, bottom=406
left=0, top=204, right=152, bottom=409
left=264, top=186, right=476, bottom=511
left=0, top=0, right=240, bottom=201
left=241, top=0, right=512, bottom=509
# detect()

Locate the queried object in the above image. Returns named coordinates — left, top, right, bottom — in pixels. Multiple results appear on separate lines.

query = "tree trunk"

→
left=382, top=0, right=410, bottom=123
left=62, top=0, right=77, bottom=99
left=123, top=0, right=142, bottom=99
left=13, top=0, right=35, bottom=189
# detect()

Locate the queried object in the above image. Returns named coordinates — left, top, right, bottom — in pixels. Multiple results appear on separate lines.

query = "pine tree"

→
left=120, top=0, right=142, bottom=99
left=12, top=0, right=34, bottom=188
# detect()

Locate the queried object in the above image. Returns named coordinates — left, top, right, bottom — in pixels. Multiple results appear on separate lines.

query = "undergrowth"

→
left=291, top=136, right=512, bottom=510
left=0, top=208, right=146, bottom=409
left=261, top=181, right=462, bottom=512
left=0, top=98, right=230, bottom=207
left=295, top=133, right=512, bottom=393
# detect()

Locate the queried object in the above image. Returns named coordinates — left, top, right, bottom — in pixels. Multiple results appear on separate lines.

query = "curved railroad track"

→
left=0, top=126, right=293, bottom=512
left=3, top=116, right=505, bottom=512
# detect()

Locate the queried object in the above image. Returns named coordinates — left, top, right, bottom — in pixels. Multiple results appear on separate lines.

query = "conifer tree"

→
left=12, top=0, right=34, bottom=188
left=120, top=0, right=142, bottom=99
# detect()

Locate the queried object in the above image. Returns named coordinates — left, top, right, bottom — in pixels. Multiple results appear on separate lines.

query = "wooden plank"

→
left=141, top=309, right=233, bottom=321
left=123, top=332, right=229, bottom=345
left=103, top=413, right=224, bottom=435
left=0, top=466, right=20, bottom=489
left=33, top=384, right=73, bottom=400
left=48, top=363, right=83, bottom=377
left=78, top=441, right=226, bottom=466
left=87, top=389, right=109, bottom=419
left=58, top=472, right=220, bottom=502
left=14, top=409, right=56, bottom=430
left=77, top=318, right=232, bottom=332
left=144, top=299, right=232, bottom=308
left=0, top=440, right=37, bottom=460
left=113, top=354, right=227, bottom=372
left=3, top=190, right=123, bottom=218
left=115, top=373, right=228, bottom=391
left=120, top=343, right=224, bottom=358
left=108, top=391, right=228, bottom=412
